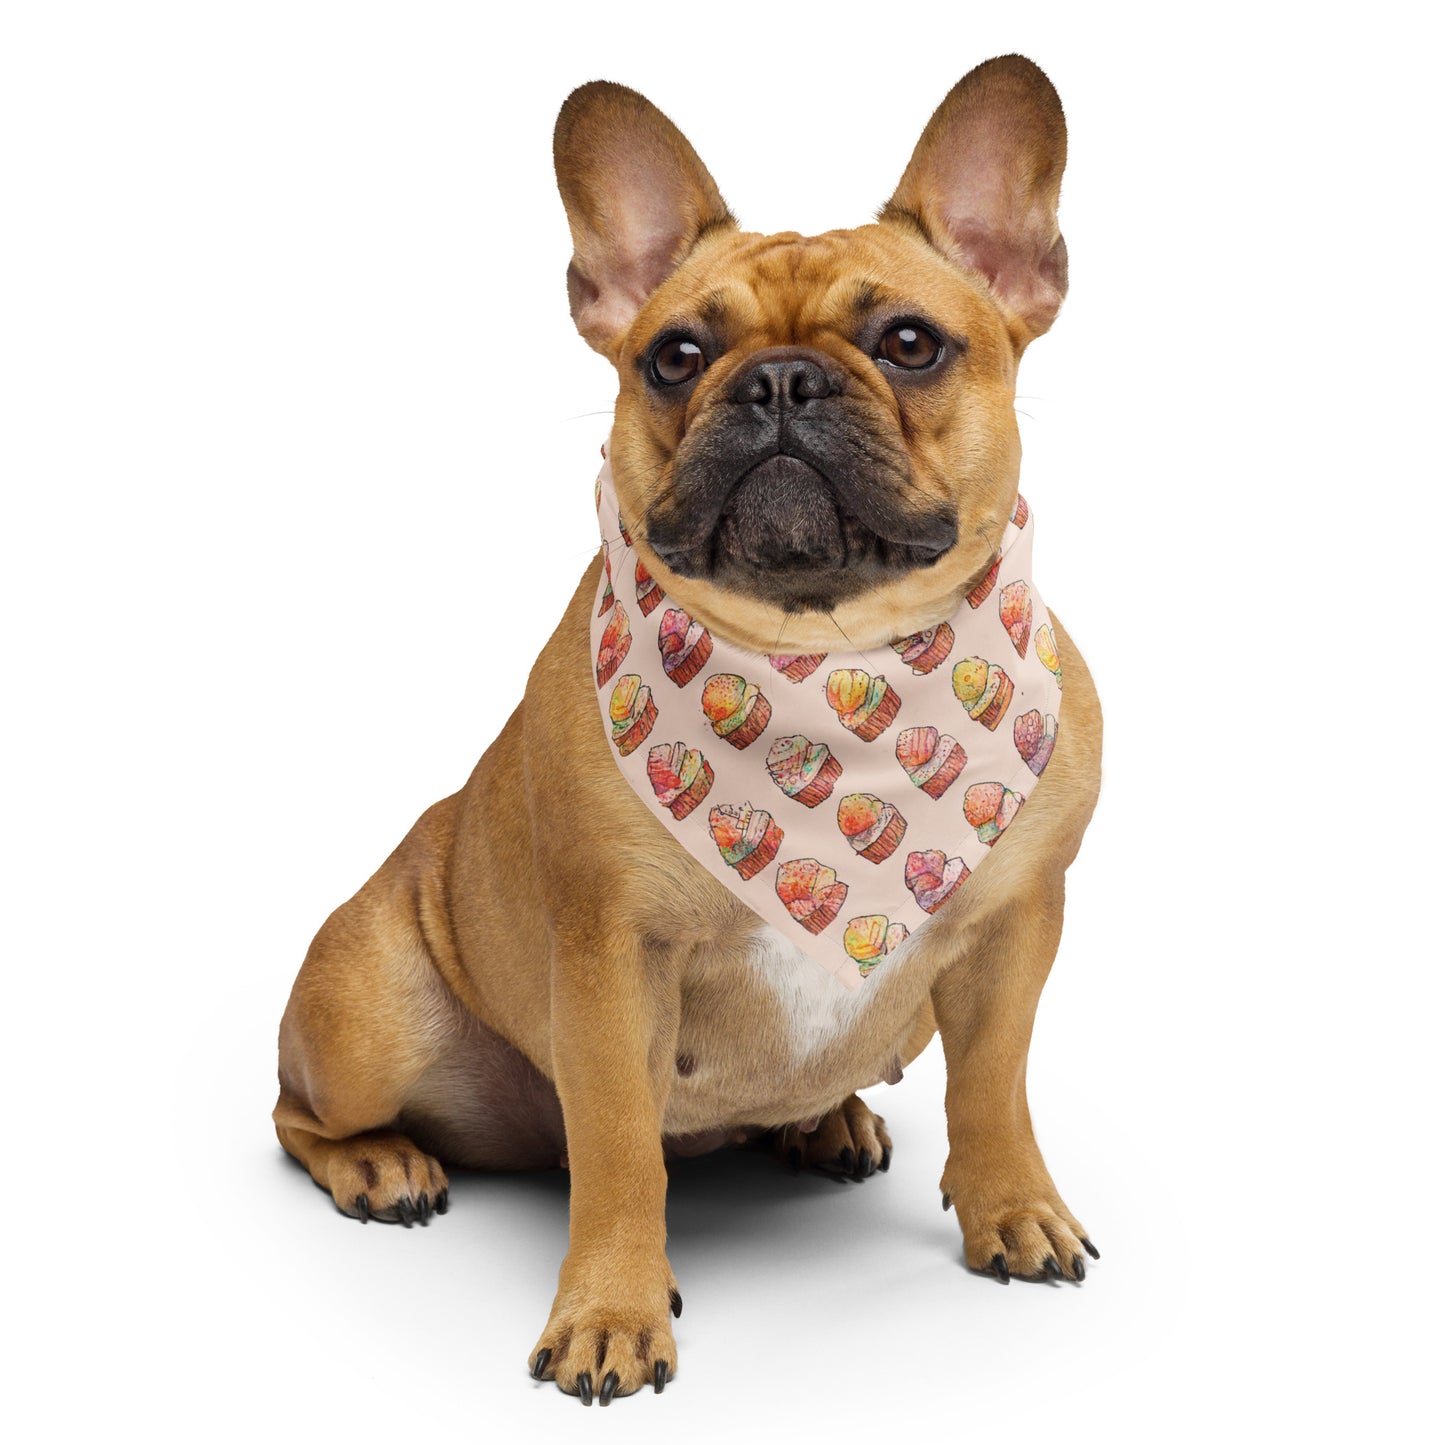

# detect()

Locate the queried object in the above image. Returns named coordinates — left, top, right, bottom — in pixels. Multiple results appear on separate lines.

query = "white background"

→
left=4, top=2, right=1439, bottom=1440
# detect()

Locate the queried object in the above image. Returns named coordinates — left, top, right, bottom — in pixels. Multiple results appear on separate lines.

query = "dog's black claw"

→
left=355, top=1194, right=370, bottom=1224
left=942, top=1192, right=952, bottom=1212
left=436, top=1187, right=449, bottom=1215
left=1082, top=1237, right=1100, bottom=1260
left=532, top=1348, right=552, bottom=1380
left=839, top=1147, right=855, bottom=1174
left=1043, top=1256, right=1064, bottom=1279
left=417, top=1193, right=431, bottom=1224
left=600, top=1371, right=620, bottom=1406
left=669, top=1287, right=683, bottom=1318
left=1072, top=1254, right=1086, bottom=1282
left=857, top=1150, right=873, bottom=1178
left=577, top=1372, right=593, bottom=1407
left=398, top=1198, right=415, bottom=1228
left=991, top=1253, right=1010, bottom=1284
left=878, top=1146, right=891, bottom=1172
left=787, top=1146, right=802, bottom=1173
left=654, top=1361, right=667, bottom=1394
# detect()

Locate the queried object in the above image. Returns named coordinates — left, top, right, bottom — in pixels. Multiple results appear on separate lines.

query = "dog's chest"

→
left=740, top=925, right=905, bottom=1058
left=663, top=918, right=939, bottom=1134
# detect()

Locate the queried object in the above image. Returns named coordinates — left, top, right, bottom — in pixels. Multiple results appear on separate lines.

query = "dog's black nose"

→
left=730, top=349, right=838, bottom=409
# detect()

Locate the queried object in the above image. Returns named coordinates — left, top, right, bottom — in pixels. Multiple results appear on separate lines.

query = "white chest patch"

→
left=744, top=919, right=932, bottom=1062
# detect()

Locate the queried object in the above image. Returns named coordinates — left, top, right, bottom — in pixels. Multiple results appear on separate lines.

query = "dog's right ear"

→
left=881, top=55, right=1068, bottom=349
left=554, top=83, right=735, bottom=358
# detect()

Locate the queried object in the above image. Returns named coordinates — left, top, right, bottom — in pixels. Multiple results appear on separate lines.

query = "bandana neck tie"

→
left=589, top=444, right=1065, bottom=992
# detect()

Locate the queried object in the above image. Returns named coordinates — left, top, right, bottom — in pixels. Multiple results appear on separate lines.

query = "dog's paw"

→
left=941, top=1169, right=1097, bottom=1282
left=774, top=1093, right=892, bottom=1180
left=321, top=1130, right=449, bottom=1226
left=529, top=1254, right=679, bottom=1404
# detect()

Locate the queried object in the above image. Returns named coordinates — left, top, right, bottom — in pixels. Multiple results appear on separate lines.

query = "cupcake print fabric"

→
left=590, top=445, right=1065, bottom=991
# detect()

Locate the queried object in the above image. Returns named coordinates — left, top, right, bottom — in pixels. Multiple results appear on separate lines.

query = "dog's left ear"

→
left=881, top=55, right=1068, bottom=349
left=555, top=82, right=735, bottom=357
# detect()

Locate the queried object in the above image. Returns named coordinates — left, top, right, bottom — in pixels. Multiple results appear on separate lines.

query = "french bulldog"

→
left=274, top=53, right=1102, bottom=1405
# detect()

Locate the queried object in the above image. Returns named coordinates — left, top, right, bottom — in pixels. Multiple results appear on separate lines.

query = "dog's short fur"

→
left=275, top=55, right=1102, bottom=1404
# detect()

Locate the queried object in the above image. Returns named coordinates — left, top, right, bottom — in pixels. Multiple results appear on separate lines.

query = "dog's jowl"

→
left=274, top=54, right=1103, bottom=1405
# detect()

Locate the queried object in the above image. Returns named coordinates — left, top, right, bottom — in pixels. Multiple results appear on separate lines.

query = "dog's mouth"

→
left=649, top=453, right=956, bottom=613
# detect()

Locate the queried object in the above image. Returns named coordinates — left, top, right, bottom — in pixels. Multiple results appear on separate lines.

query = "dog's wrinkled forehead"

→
left=638, top=232, right=955, bottom=348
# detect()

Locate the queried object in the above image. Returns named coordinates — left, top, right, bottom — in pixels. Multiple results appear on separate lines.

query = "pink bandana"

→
left=590, top=446, right=1064, bottom=991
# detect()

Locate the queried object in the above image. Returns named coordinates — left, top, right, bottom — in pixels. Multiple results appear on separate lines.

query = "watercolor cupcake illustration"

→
left=635, top=560, right=663, bottom=616
left=963, top=782, right=1023, bottom=846
left=836, top=792, right=908, bottom=864
left=596, top=604, right=631, bottom=688
left=617, top=513, right=633, bottom=546
left=825, top=668, right=902, bottom=741
left=658, top=607, right=713, bottom=686
left=967, top=559, right=1000, bottom=609
left=608, top=675, right=656, bottom=757
left=775, top=858, right=849, bottom=935
left=951, top=655, right=1014, bottom=730
left=701, top=674, right=772, bottom=749
left=890, top=623, right=955, bottom=675
left=769, top=653, right=827, bottom=683
left=708, top=802, right=783, bottom=881
left=843, top=915, right=910, bottom=976
left=904, top=848, right=970, bottom=915
left=765, top=734, right=841, bottom=807
left=998, top=581, right=1033, bottom=659
left=894, top=726, right=967, bottom=799
left=646, top=741, right=714, bottom=820
left=1035, top=623, right=1062, bottom=685
left=1014, top=709, right=1057, bottom=777
left=1011, top=495, right=1030, bottom=528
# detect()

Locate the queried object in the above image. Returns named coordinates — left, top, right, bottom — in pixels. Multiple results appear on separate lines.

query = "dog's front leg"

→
left=529, top=925, right=680, bottom=1404
left=933, top=880, right=1097, bottom=1284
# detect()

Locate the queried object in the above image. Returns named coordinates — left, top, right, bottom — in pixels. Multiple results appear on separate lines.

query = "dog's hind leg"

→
left=274, top=1120, right=449, bottom=1225
left=772, top=1094, right=894, bottom=1179
left=273, top=866, right=455, bottom=1225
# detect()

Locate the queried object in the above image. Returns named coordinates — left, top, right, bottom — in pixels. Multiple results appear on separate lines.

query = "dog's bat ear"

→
left=881, top=55, right=1068, bottom=349
left=554, top=83, right=735, bottom=357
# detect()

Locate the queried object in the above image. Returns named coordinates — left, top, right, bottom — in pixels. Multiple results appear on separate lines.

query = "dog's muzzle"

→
left=647, top=348, right=956, bottom=609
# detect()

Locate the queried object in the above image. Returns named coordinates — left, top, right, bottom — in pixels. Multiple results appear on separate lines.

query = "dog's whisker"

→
left=771, top=607, right=795, bottom=660
left=824, top=610, right=876, bottom=668
left=551, top=532, right=629, bottom=575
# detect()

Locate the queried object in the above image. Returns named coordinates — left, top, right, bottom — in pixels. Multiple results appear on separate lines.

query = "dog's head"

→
left=555, top=55, right=1067, bottom=652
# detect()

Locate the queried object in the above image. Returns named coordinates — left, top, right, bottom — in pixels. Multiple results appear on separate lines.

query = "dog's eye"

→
left=650, top=337, right=706, bottom=386
left=876, top=324, right=942, bottom=370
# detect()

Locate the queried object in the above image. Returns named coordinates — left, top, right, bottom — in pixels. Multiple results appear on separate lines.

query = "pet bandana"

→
left=590, top=444, right=1064, bottom=991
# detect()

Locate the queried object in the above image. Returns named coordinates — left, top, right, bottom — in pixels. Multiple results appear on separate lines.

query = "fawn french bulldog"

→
left=274, top=53, right=1103, bottom=1405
